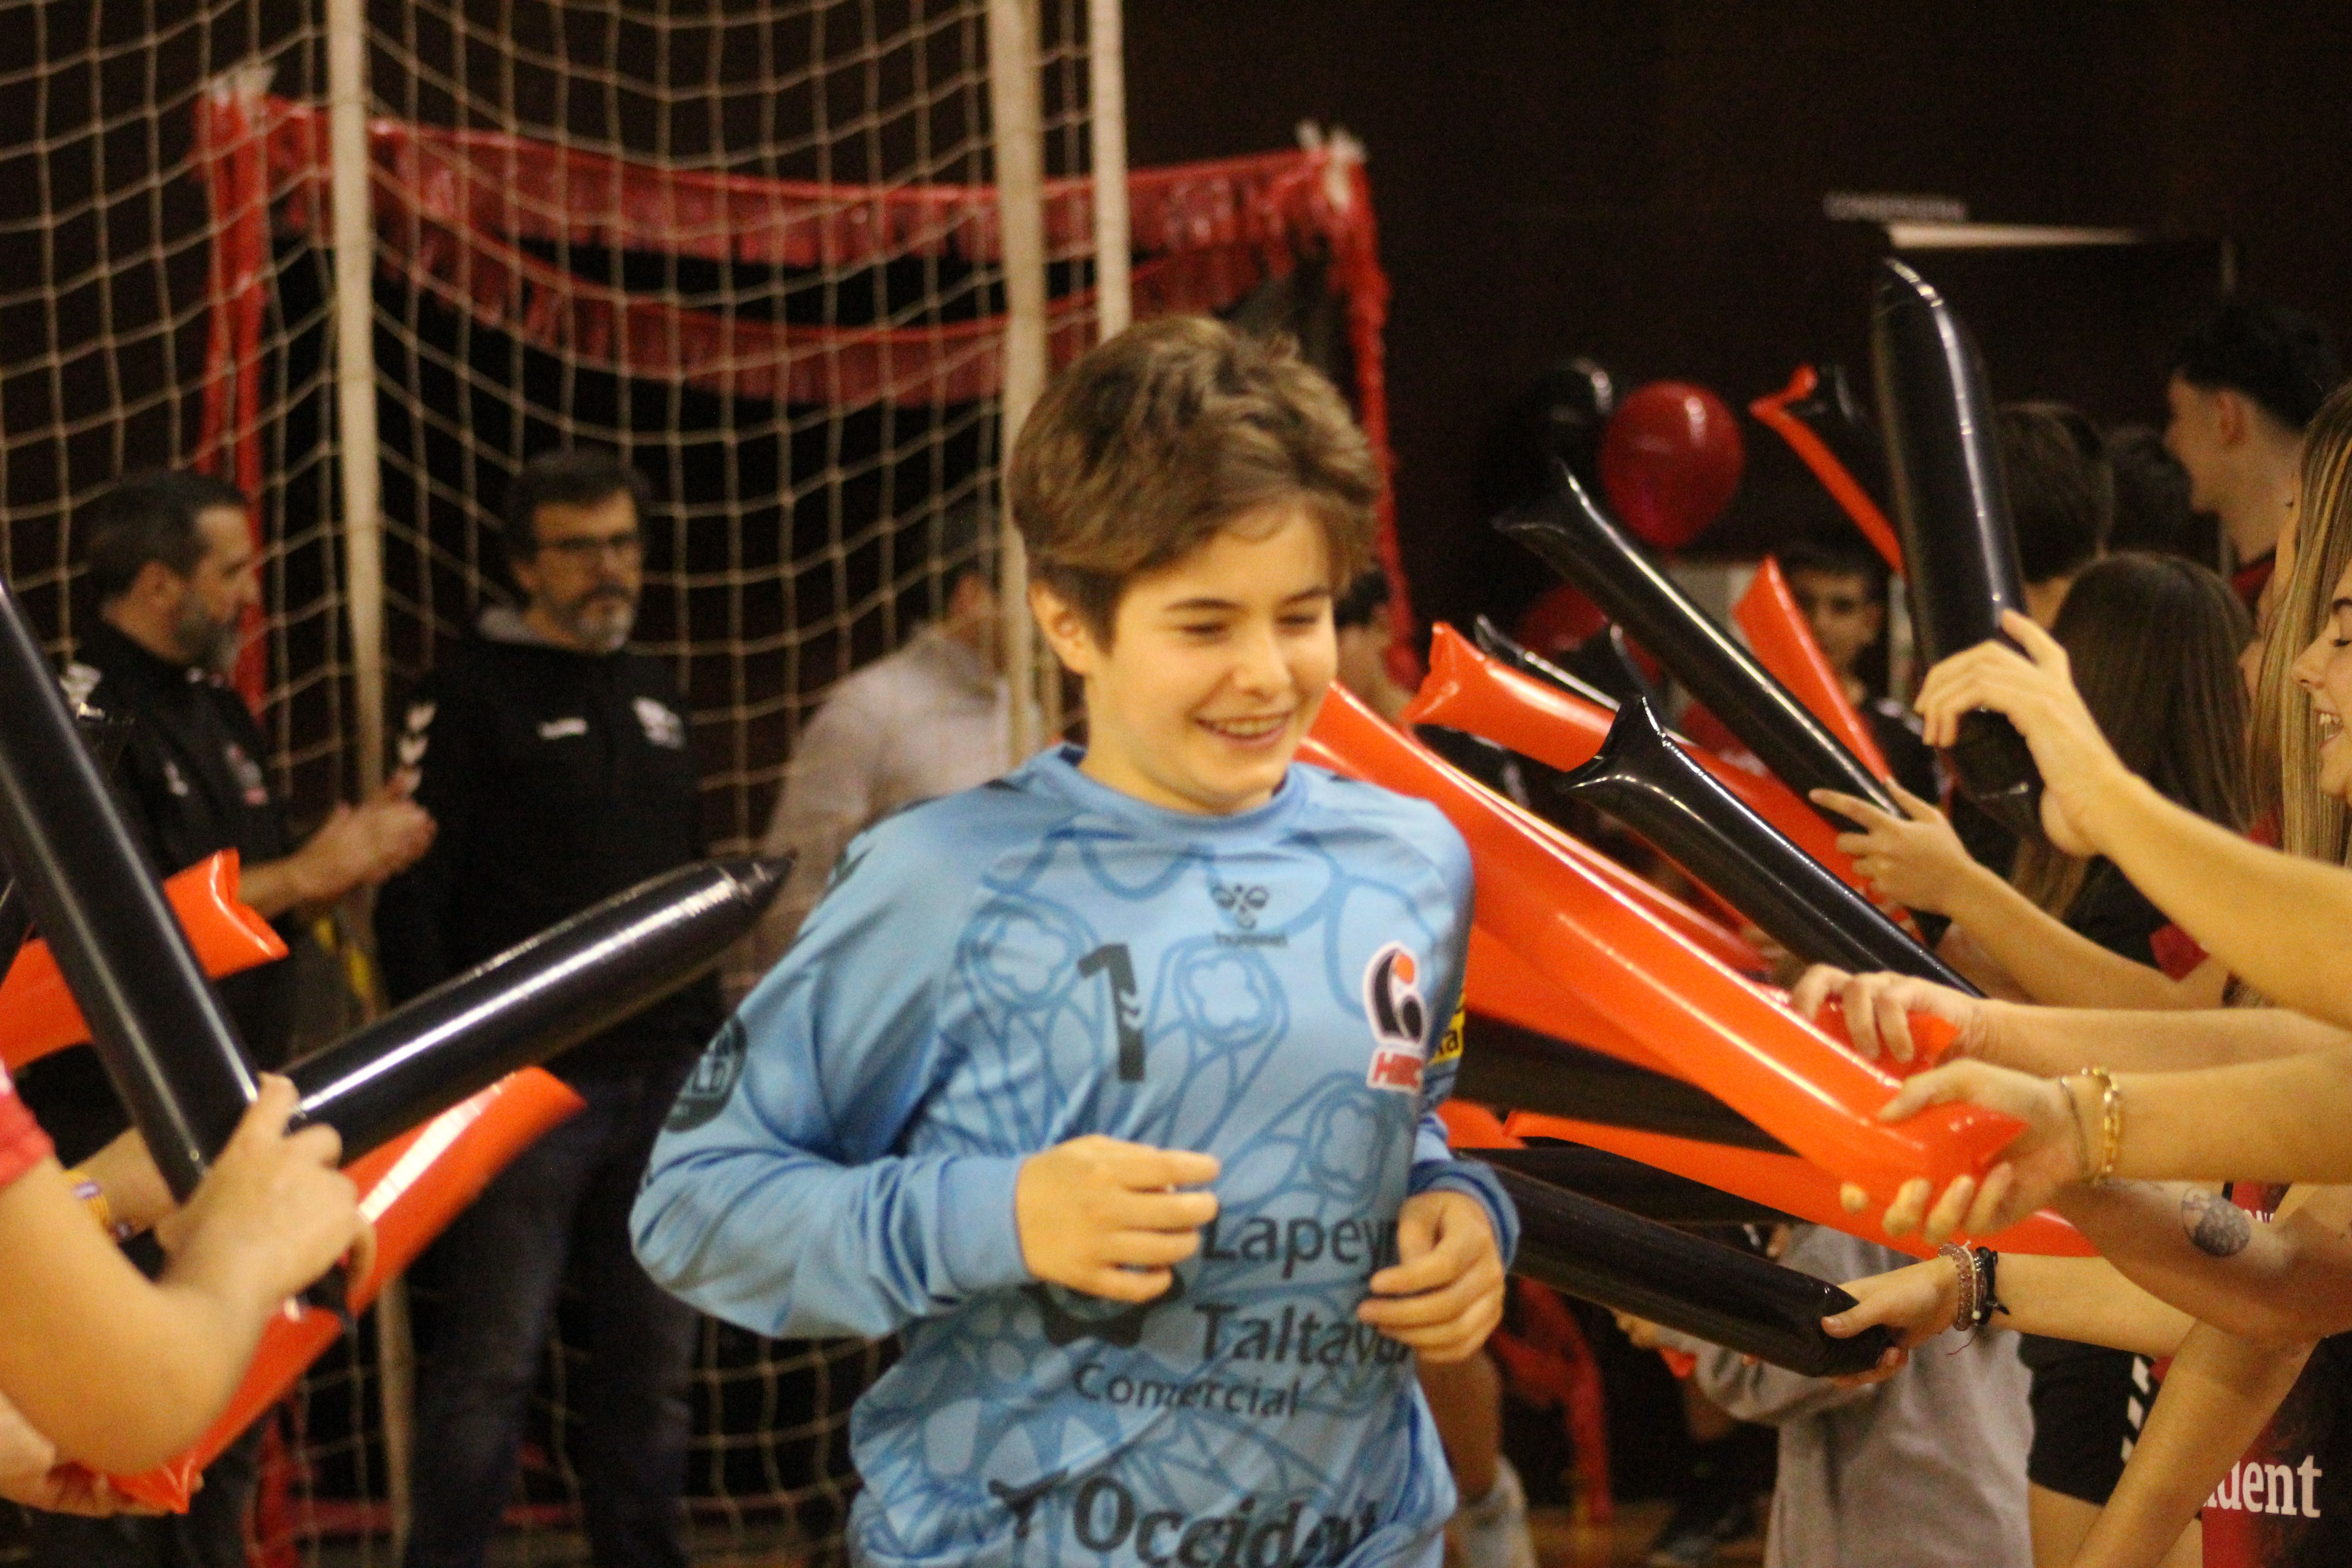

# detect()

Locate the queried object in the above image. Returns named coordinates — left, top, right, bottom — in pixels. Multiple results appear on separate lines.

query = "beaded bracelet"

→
left=1970, top=1247, right=2005, bottom=1330
left=65, top=1168, right=132, bottom=1241
left=1938, top=1242, right=1976, bottom=1333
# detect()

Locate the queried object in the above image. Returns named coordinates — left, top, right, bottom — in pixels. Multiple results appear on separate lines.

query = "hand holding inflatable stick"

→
left=1911, top=609, right=2132, bottom=858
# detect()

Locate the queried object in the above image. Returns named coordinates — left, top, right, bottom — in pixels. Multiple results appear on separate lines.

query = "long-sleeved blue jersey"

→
left=632, top=747, right=1517, bottom=1568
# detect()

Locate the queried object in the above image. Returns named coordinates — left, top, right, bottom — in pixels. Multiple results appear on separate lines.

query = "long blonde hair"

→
left=2251, top=382, right=2352, bottom=868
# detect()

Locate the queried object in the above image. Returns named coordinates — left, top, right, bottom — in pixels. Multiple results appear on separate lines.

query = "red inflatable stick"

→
left=1404, top=624, right=1872, bottom=899
left=0, top=852, right=283, bottom=1074
left=1438, top=1015, right=2080, bottom=1255
left=1493, top=1110, right=2092, bottom=1259
left=1303, top=735, right=1764, bottom=977
left=1466, top=926, right=1681, bottom=1080
left=1810, top=999, right=1960, bottom=1079
left=1734, top=558, right=1894, bottom=787
left=1748, top=365, right=1904, bottom=573
left=1308, top=685, right=2022, bottom=1205
left=100, top=1068, right=583, bottom=1512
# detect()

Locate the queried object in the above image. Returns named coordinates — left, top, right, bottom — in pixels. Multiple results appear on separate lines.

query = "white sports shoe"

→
left=1450, top=1455, right=1538, bottom=1568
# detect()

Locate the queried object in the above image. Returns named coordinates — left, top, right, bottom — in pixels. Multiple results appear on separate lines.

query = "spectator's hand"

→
left=295, top=780, right=436, bottom=902
left=1811, top=784, right=1979, bottom=916
left=1869, top=1061, right=2087, bottom=1243
left=1015, top=1136, right=1219, bottom=1303
left=1790, top=965, right=1998, bottom=1067
left=0, top=1392, right=161, bottom=1515
left=1912, top=612, right=2132, bottom=858
left=1359, top=1189, right=1505, bottom=1363
left=158, top=1077, right=369, bottom=1313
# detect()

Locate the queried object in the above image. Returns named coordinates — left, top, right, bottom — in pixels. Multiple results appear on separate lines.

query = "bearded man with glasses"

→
left=376, top=448, right=719, bottom=1568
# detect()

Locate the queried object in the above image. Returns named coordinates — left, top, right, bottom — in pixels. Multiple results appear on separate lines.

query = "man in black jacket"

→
left=377, top=450, right=719, bottom=1568
left=20, top=470, right=433, bottom=1568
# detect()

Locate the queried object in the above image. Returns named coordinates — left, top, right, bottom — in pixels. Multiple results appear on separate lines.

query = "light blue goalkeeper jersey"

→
left=632, top=746, right=1517, bottom=1568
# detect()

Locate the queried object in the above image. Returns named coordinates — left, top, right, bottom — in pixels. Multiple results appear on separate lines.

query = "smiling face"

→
left=2292, top=557, right=2352, bottom=800
left=1033, top=501, right=1338, bottom=816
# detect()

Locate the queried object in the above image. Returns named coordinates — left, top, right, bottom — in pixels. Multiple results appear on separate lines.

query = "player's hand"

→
left=1870, top=1061, right=2087, bottom=1243
left=1359, top=1189, right=1505, bottom=1362
left=1811, top=783, right=1980, bottom=916
left=298, top=781, right=436, bottom=899
left=1819, top=1255, right=1968, bottom=1387
left=1015, top=1136, right=1219, bottom=1303
left=1912, top=612, right=2132, bottom=858
left=158, top=1077, right=369, bottom=1312
left=0, top=1392, right=160, bottom=1515
left=1790, top=965, right=1999, bottom=1067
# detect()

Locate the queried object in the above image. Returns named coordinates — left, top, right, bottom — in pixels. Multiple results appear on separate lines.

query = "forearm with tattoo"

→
left=2181, top=1187, right=2254, bottom=1258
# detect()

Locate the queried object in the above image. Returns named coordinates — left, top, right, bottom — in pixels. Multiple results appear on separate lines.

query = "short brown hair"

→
left=1009, top=316, right=1381, bottom=639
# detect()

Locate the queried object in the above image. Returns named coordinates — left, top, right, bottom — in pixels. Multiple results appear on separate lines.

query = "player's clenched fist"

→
left=1357, top=1189, right=1505, bottom=1363
left=1014, top=1135, right=1219, bottom=1303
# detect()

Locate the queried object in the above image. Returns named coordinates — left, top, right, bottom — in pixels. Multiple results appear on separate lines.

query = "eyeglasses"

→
left=536, top=531, right=643, bottom=562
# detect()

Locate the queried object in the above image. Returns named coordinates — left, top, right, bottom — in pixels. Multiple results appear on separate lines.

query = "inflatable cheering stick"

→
left=1496, top=466, right=1899, bottom=829
left=1871, top=258, right=2044, bottom=838
left=1749, top=363, right=1903, bottom=572
left=1452, top=1011, right=1784, bottom=1151
left=103, top=1068, right=585, bottom=1512
left=1413, top=727, right=1767, bottom=975
left=1497, top=1107, right=2091, bottom=1260
left=0, top=573, right=252, bottom=1196
left=1498, top=1167, right=1892, bottom=1377
left=1560, top=697, right=1973, bottom=988
left=290, top=855, right=789, bottom=1159
left=1307, top=686, right=2020, bottom=1205
left=1408, top=622, right=1872, bottom=896
left=1, top=853, right=285, bottom=1075
left=1481, top=1143, right=1794, bottom=1227
left=1734, top=557, right=1894, bottom=785
left=1469, top=616, right=1623, bottom=709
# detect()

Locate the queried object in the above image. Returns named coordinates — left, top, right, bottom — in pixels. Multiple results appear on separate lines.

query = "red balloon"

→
left=1600, top=381, right=1745, bottom=549
left=1514, top=583, right=1606, bottom=658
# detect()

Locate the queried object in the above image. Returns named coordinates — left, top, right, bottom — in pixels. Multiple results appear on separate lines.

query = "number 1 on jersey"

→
left=1078, top=943, right=1145, bottom=1081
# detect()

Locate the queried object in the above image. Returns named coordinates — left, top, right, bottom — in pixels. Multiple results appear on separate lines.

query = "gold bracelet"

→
left=2059, top=1077, right=2097, bottom=1183
left=2081, top=1066, right=2123, bottom=1184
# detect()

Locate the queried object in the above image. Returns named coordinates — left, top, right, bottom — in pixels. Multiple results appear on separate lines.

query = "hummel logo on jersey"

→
left=538, top=716, right=588, bottom=740
left=1362, top=942, right=1429, bottom=1093
left=1210, top=880, right=1269, bottom=929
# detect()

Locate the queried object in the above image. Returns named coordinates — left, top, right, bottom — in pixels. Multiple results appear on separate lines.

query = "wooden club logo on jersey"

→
left=1362, top=941, right=1430, bottom=1093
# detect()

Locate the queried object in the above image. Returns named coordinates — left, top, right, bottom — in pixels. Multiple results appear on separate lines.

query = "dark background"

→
left=1122, top=1, right=2352, bottom=634
left=11, top=0, right=2352, bottom=728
